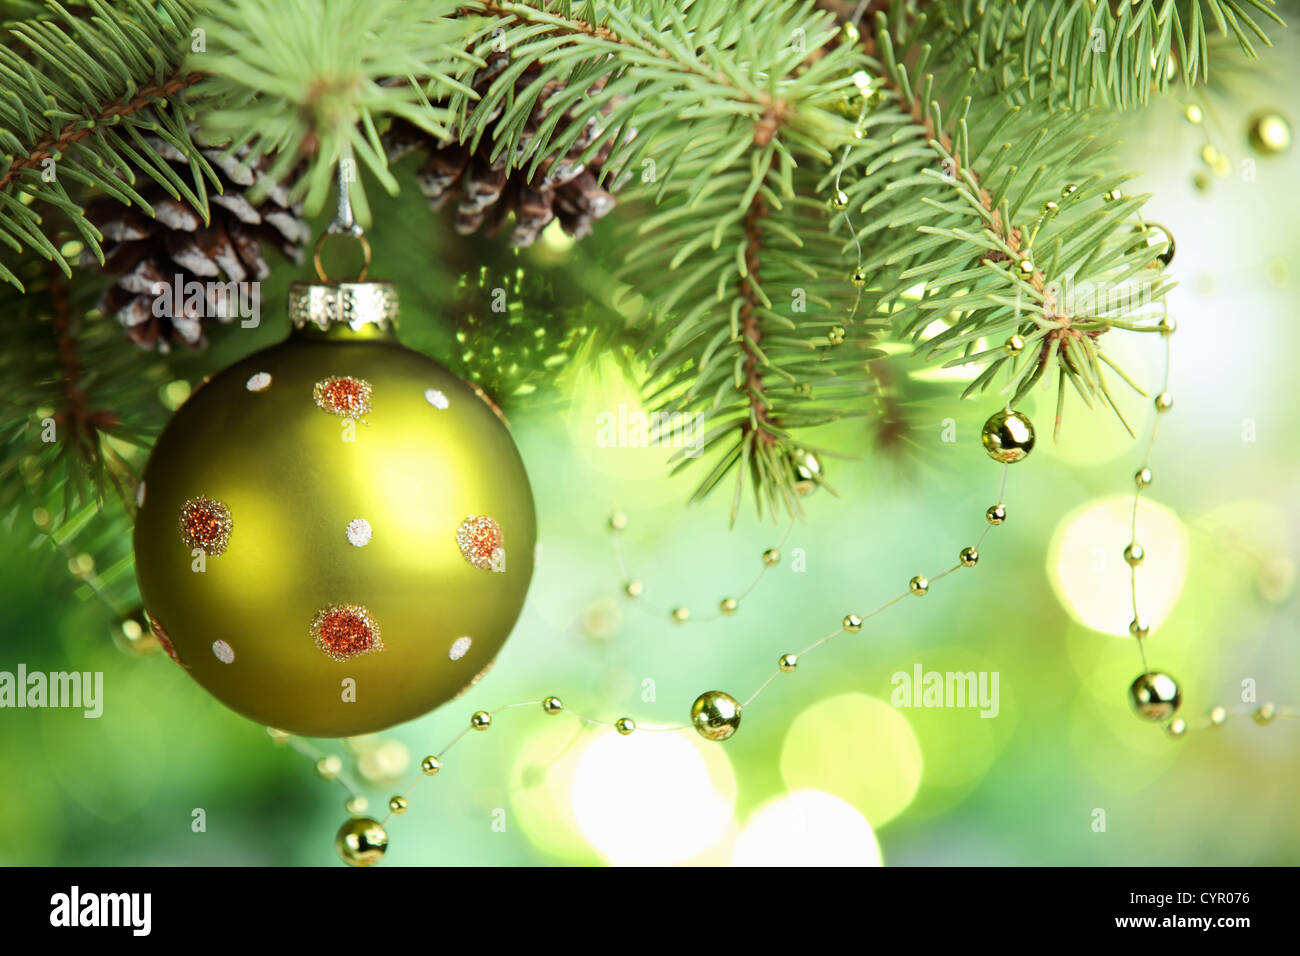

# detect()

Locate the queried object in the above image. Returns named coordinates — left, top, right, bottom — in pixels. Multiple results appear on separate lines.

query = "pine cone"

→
left=83, top=140, right=309, bottom=352
left=385, top=56, right=625, bottom=247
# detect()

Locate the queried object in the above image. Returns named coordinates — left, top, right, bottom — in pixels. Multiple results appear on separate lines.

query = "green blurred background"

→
left=3, top=27, right=1299, bottom=867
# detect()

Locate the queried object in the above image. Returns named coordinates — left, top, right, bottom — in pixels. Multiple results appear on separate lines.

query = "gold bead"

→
left=789, top=447, right=822, bottom=496
left=842, top=22, right=860, bottom=42
left=842, top=613, right=863, bottom=633
left=827, top=324, right=846, bottom=346
left=1124, top=543, right=1145, bottom=567
left=542, top=696, right=564, bottom=715
left=762, top=548, right=780, bottom=567
left=345, top=795, right=369, bottom=815
left=1248, top=112, right=1291, bottom=156
left=981, top=408, right=1036, bottom=463
left=1154, top=392, right=1173, bottom=413
left=1165, top=718, right=1187, bottom=739
left=986, top=503, right=1007, bottom=525
left=471, top=710, right=492, bottom=730
left=671, top=607, right=690, bottom=623
left=779, top=653, right=798, bottom=673
left=1003, top=334, right=1025, bottom=355
left=850, top=269, right=867, bottom=287
left=388, top=795, right=408, bottom=814
left=1061, top=183, right=1078, bottom=198
left=614, top=717, right=636, bottom=735
left=720, top=597, right=739, bottom=615
left=1042, top=200, right=1059, bottom=215
left=624, top=580, right=644, bottom=598
left=1017, top=258, right=1034, bottom=276
left=1208, top=706, right=1227, bottom=726
left=1128, top=672, right=1181, bottom=721
left=421, top=755, right=441, bottom=775
left=1103, top=187, right=1123, bottom=202
left=1129, top=618, right=1150, bottom=639
left=1135, top=223, right=1175, bottom=268
left=1158, top=315, right=1177, bottom=335
left=1135, top=467, right=1153, bottom=488
left=909, top=575, right=929, bottom=596
left=316, top=755, right=343, bottom=780
left=1253, top=702, right=1276, bottom=725
left=1184, top=104, right=1203, bottom=124
left=830, top=189, right=849, bottom=211
left=690, top=690, right=742, bottom=741
left=1200, top=144, right=1219, bottom=166
left=959, top=546, right=979, bottom=567
left=608, top=511, right=628, bottom=532
left=335, top=817, right=388, bottom=867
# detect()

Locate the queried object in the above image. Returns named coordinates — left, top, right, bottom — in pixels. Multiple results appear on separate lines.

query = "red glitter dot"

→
left=313, top=376, right=373, bottom=418
left=312, top=605, right=384, bottom=662
left=148, top=613, right=186, bottom=668
left=456, top=515, right=505, bottom=571
left=178, top=495, right=232, bottom=556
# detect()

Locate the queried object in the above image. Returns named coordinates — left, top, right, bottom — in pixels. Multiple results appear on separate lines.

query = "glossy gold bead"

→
left=671, top=607, right=690, bottom=623
left=421, top=755, right=441, bottom=775
left=345, top=795, right=369, bottom=815
left=1124, top=543, right=1145, bottom=567
left=1017, top=258, right=1034, bottom=275
left=720, top=597, right=739, bottom=615
left=830, top=189, right=849, bottom=211
left=316, top=755, right=343, bottom=780
left=1103, top=187, right=1122, bottom=202
left=850, top=269, right=867, bottom=287
left=909, top=575, right=929, bottom=596
left=608, top=511, right=628, bottom=532
left=690, top=691, right=742, bottom=741
left=471, top=710, right=492, bottom=731
left=1208, top=706, right=1227, bottom=726
left=779, top=653, right=798, bottom=673
left=1128, top=671, right=1181, bottom=721
left=762, top=548, right=780, bottom=567
left=615, top=717, right=636, bottom=735
left=986, top=503, right=1007, bottom=525
left=827, top=325, right=846, bottom=346
left=789, top=447, right=822, bottom=497
left=624, top=580, right=644, bottom=598
left=1154, top=392, right=1173, bottom=413
left=959, top=546, right=979, bottom=567
left=542, top=696, right=564, bottom=715
left=335, top=817, right=388, bottom=867
left=1129, top=618, right=1150, bottom=639
left=387, top=795, right=408, bottom=814
left=1165, top=718, right=1188, bottom=739
left=1137, top=223, right=1175, bottom=268
left=1135, top=467, right=1153, bottom=488
left=842, top=22, right=860, bottom=42
left=842, top=613, right=863, bottom=633
left=1003, top=334, right=1025, bottom=354
left=1042, top=200, right=1059, bottom=215
left=1200, top=144, right=1219, bottom=165
left=1158, top=315, right=1177, bottom=335
left=1184, top=104, right=1203, bottom=124
left=1253, top=702, right=1276, bottom=725
left=981, top=408, right=1036, bottom=464
left=1061, top=183, right=1078, bottom=198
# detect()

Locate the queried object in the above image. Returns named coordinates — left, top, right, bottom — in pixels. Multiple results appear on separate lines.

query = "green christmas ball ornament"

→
left=133, top=279, right=536, bottom=737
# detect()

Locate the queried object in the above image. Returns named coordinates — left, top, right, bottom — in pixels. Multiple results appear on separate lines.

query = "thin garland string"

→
left=275, top=69, right=1292, bottom=858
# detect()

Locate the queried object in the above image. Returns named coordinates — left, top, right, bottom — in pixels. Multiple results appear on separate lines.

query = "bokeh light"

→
left=732, top=789, right=882, bottom=866
left=780, top=693, right=922, bottom=828
left=1047, top=495, right=1188, bottom=637
left=570, top=727, right=736, bottom=865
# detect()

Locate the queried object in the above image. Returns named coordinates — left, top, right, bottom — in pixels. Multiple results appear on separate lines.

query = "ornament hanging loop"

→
left=313, top=148, right=371, bottom=283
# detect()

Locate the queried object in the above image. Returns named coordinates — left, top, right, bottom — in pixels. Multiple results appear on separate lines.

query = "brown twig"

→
left=0, top=71, right=203, bottom=193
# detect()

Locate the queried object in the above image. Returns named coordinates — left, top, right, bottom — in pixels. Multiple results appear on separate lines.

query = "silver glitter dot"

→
left=246, top=372, right=272, bottom=392
left=212, top=640, right=235, bottom=664
left=449, top=636, right=473, bottom=661
left=424, top=388, right=449, bottom=410
left=346, top=518, right=372, bottom=547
